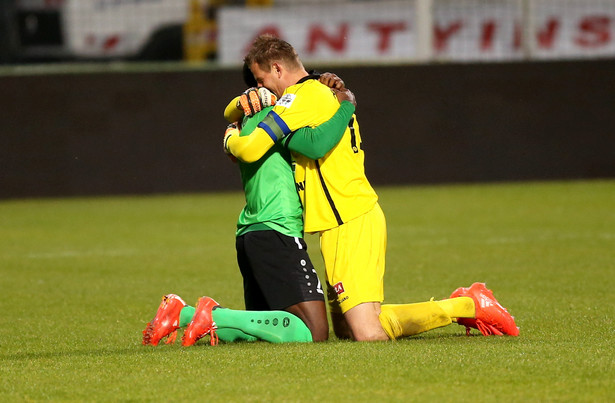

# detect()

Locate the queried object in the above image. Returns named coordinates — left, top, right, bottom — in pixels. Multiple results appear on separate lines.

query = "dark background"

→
left=2, top=59, right=614, bottom=199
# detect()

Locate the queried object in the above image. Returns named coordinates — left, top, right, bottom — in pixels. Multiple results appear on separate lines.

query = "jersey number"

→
left=349, top=117, right=359, bottom=153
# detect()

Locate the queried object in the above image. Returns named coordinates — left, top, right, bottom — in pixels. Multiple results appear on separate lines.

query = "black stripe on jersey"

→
left=315, top=159, right=343, bottom=226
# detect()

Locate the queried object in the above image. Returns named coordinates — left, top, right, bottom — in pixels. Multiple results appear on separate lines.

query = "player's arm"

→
left=222, top=88, right=281, bottom=163
left=224, top=125, right=277, bottom=163
left=283, top=87, right=357, bottom=159
left=225, top=87, right=357, bottom=163
left=225, top=100, right=353, bottom=163
left=282, top=100, right=355, bottom=160
left=224, top=96, right=244, bottom=123
left=226, top=103, right=300, bottom=162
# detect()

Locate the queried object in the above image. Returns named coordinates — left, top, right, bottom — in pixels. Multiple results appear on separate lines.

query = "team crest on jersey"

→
left=276, top=93, right=296, bottom=108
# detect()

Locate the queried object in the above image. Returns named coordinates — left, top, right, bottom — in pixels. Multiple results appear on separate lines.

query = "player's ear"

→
left=272, top=62, right=282, bottom=77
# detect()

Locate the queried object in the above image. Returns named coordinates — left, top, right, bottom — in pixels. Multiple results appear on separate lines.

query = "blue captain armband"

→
left=257, top=110, right=292, bottom=142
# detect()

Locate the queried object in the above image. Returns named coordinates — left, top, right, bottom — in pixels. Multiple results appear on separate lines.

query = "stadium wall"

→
left=2, top=59, right=615, bottom=199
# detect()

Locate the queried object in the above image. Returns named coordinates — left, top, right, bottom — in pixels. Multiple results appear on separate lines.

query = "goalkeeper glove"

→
left=223, top=123, right=239, bottom=162
left=238, top=87, right=277, bottom=117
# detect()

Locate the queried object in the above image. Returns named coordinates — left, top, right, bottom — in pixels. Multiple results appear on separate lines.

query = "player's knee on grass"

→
left=344, top=302, right=389, bottom=342
left=351, top=326, right=389, bottom=342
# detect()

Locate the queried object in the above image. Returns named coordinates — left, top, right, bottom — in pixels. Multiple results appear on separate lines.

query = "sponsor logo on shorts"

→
left=333, top=282, right=345, bottom=295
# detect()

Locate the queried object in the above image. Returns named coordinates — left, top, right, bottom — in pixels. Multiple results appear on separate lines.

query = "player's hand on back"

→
left=334, top=88, right=356, bottom=107
left=319, top=72, right=345, bottom=90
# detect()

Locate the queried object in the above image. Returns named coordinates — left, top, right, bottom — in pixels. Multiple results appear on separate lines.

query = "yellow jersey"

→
left=227, top=76, right=378, bottom=232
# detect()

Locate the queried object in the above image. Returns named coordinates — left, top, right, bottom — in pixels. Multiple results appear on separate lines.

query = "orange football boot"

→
left=450, top=282, right=519, bottom=336
left=142, top=294, right=186, bottom=345
left=182, top=296, right=220, bottom=346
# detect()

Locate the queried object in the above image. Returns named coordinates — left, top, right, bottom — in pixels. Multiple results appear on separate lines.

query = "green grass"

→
left=1, top=180, right=613, bottom=401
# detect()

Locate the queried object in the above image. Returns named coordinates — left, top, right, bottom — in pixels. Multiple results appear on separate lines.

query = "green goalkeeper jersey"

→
left=236, top=106, right=302, bottom=237
left=235, top=101, right=356, bottom=237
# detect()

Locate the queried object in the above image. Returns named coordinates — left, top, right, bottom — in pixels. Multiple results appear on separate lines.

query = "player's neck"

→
left=287, top=68, right=309, bottom=86
left=278, top=67, right=309, bottom=95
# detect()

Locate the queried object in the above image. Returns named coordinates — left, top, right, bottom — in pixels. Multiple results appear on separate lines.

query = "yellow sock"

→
left=436, top=297, right=475, bottom=318
left=379, top=300, right=452, bottom=340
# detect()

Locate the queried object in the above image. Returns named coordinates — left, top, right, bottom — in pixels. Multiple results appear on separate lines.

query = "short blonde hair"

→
left=244, top=34, right=302, bottom=72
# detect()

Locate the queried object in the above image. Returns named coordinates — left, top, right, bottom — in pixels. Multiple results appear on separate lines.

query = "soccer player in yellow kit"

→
left=225, top=35, right=519, bottom=340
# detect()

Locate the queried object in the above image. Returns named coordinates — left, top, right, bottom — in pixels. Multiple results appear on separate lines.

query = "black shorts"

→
left=236, top=230, right=325, bottom=311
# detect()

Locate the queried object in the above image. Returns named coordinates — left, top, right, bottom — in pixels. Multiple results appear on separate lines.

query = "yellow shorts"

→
left=320, top=203, right=387, bottom=314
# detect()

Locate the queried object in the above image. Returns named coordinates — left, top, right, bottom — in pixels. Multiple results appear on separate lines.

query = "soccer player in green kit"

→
left=142, top=85, right=356, bottom=346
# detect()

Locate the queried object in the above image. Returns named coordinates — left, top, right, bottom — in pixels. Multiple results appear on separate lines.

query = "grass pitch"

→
left=1, top=180, right=613, bottom=401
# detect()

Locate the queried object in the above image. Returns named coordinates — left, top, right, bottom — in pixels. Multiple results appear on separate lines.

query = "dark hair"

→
left=242, top=61, right=257, bottom=87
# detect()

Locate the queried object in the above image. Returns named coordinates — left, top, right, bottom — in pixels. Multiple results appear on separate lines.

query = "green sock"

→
left=216, top=328, right=259, bottom=342
left=211, top=308, right=312, bottom=343
left=179, top=306, right=196, bottom=327
left=179, top=305, right=257, bottom=342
